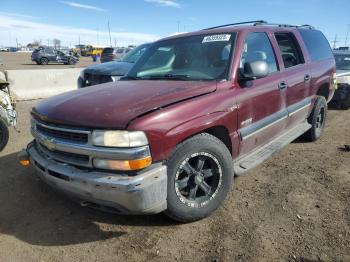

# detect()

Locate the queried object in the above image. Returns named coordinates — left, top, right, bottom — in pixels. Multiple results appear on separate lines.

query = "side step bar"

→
left=233, top=121, right=312, bottom=175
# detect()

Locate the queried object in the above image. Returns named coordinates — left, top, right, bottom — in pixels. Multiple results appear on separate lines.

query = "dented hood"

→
left=33, top=80, right=217, bottom=129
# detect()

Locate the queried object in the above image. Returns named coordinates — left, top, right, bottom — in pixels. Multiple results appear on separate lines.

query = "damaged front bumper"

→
left=23, top=142, right=168, bottom=214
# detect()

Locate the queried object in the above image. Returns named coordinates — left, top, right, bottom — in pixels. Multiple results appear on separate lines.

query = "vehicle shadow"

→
left=0, top=152, right=174, bottom=246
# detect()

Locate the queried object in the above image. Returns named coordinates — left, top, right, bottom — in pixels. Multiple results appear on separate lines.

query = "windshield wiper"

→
left=144, top=74, right=191, bottom=80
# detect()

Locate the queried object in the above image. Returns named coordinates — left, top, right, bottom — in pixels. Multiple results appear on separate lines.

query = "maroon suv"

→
left=21, top=21, right=336, bottom=222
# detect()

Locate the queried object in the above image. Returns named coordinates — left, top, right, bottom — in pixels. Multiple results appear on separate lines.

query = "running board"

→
left=233, top=121, right=312, bottom=175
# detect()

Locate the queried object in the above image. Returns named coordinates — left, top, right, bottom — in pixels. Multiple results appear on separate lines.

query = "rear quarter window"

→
left=298, top=29, right=333, bottom=62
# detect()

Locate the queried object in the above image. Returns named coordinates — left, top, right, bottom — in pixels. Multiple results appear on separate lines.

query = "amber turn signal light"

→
left=20, top=159, right=30, bottom=166
left=93, top=156, right=152, bottom=171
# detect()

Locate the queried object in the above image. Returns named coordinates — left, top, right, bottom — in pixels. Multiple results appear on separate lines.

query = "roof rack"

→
left=254, top=21, right=315, bottom=29
left=202, top=20, right=267, bottom=30
left=202, top=21, right=314, bottom=30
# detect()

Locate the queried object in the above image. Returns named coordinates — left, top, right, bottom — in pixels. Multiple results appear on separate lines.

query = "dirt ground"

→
left=0, top=101, right=349, bottom=262
left=0, top=52, right=95, bottom=70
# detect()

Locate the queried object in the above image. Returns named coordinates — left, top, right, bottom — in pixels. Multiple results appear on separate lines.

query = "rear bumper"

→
left=25, top=142, right=168, bottom=214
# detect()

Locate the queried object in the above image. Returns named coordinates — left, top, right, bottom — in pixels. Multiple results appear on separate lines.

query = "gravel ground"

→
left=0, top=100, right=349, bottom=262
left=0, top=52, right=96, bottom=70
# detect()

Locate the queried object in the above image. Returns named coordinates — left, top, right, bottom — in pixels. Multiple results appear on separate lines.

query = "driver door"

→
left=235, top=32, right=288, bottom=157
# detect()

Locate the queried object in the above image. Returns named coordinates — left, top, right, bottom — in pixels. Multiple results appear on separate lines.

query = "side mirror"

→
left=241, top=60, right=269, bottom=81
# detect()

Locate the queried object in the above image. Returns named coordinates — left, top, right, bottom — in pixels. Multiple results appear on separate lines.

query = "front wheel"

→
left=0, top=120, right=9, bottom=152
left=165, top=133, right=233, bottom=222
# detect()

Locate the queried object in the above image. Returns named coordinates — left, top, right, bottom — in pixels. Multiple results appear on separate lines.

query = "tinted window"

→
left=275, top=33, right=304, bottom=68
left=241, top=32, right=278, bottom=74
left=334, top=53, right=350, bottom=70
left=299, top=29, right=333, bottom=62
left=102, top=48, right=114, bottom=55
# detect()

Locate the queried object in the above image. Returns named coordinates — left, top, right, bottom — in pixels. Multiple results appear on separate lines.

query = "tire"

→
left=0, top=120, right=9, bottom=152
left=303, top=96, right=327, bottom=142
left=341, top=95, right=350, bottom=110
left=165, top=133, right=234, bottom=222
left=67, top=58, right=73, bottom=65
left=40, top=57, right=49, bottom=65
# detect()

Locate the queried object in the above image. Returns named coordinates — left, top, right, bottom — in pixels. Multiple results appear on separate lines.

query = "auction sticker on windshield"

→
left=202, top=34, right=231, bottom=43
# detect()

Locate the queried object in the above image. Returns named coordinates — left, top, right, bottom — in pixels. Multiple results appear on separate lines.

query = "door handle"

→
left=304, top=74, right=311, bottom=82
left=278, top=81, right=288, bottom=90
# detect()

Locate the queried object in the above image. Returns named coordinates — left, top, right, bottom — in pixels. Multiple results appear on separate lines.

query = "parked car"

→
left=332, top=50, right=350, bottom=109
left=31, top=47, right=79, bottom=65
left=20, top=21, right=336, bottom=222
left=100, top=47, right=132, bottom=63
left=78, top=43, right=150, bottom=88
left=0, top=60, right=17, bottom=151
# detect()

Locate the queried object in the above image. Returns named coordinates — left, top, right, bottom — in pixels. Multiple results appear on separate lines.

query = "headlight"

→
left=92, top=130, right=148, bottom=147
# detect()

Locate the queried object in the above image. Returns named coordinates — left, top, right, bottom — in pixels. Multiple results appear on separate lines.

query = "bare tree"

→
left=32, top=40, right=41, bottom=47
left=53, top=39, right=61, bottom=49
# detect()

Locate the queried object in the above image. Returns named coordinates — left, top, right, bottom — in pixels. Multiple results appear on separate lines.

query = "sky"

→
left=0, top=0, right=350, bottom=48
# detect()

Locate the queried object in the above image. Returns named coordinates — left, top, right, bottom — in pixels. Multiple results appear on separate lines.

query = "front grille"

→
left=36, top=124, right=88, bottom=144
left=37, top=143, right=90, bottom=166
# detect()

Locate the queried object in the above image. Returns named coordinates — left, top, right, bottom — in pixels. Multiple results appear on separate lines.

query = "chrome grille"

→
left=36, top=124, right=88, bottom=144
left=37, top=143, right=90, bottom=166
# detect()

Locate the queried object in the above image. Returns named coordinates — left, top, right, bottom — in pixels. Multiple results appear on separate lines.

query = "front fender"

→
left=161, top=111, right=239, bottom=160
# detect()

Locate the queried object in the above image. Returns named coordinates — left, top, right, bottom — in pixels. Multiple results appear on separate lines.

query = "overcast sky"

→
left=1, top=0, right=350, bottom=48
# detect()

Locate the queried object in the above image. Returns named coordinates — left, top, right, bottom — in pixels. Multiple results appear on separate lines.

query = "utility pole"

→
left=114, top=38, right=117, bottom=48
left=332, top=35, right=339, bottom=49
left=78, top=36, right=80, bottom=46
left=177, top=21, right=180, bottom=32
left=345, top=24, right=350, bottom=47
left=47, top=39, right=49, bottom=47
left=108, top=21, right=112, bottom=47
left=96, top=28, right=99, bottom=45
left=16, top=38, right=19, bottom=49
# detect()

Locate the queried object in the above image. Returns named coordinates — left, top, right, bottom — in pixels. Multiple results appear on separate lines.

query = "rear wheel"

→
left=165, top=133, right=233, bottom=222
left=67, top=58, right=74, bottom=65
left=0, top=120, right=9, bottom=152
left=303, top=96, right=327, bottom=142
left=40, top=57, right=49, bottom=65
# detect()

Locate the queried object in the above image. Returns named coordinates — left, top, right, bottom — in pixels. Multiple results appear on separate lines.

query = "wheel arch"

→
left=161, top=111, right=239, bottom=161
left=316, top=82, right=330, bottom=101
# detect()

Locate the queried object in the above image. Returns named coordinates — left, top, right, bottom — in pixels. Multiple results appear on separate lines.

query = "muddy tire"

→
left=0, top=119, right=9, bottom=152
left=40, top=57, right=49, bottom=65
left=165, top=133, right=233, bottom=222
left=303, top=96, right=327, bottom=142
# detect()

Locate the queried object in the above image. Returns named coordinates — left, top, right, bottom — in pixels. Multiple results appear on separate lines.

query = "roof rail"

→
left=254, top=21, right=314, bottom=29
left=202, top=20, right=268, bottom=30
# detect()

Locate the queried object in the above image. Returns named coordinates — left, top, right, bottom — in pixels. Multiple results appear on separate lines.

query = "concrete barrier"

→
left=7, top=68, right=82, bottom=100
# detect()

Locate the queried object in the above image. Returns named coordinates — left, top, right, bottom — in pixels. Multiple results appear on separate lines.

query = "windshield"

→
left=126, top=33, right=236, bottom=81
left=334, top=53, right=350, bottom=71
left=121, top=44, right=150, bottom=63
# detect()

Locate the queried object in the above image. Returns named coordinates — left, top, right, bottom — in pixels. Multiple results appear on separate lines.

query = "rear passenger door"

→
left=274, top=32, right=312, bottom=126
left=236, top=32, right=288, bottom=157
left=47, top=49, right=57, bottom=62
